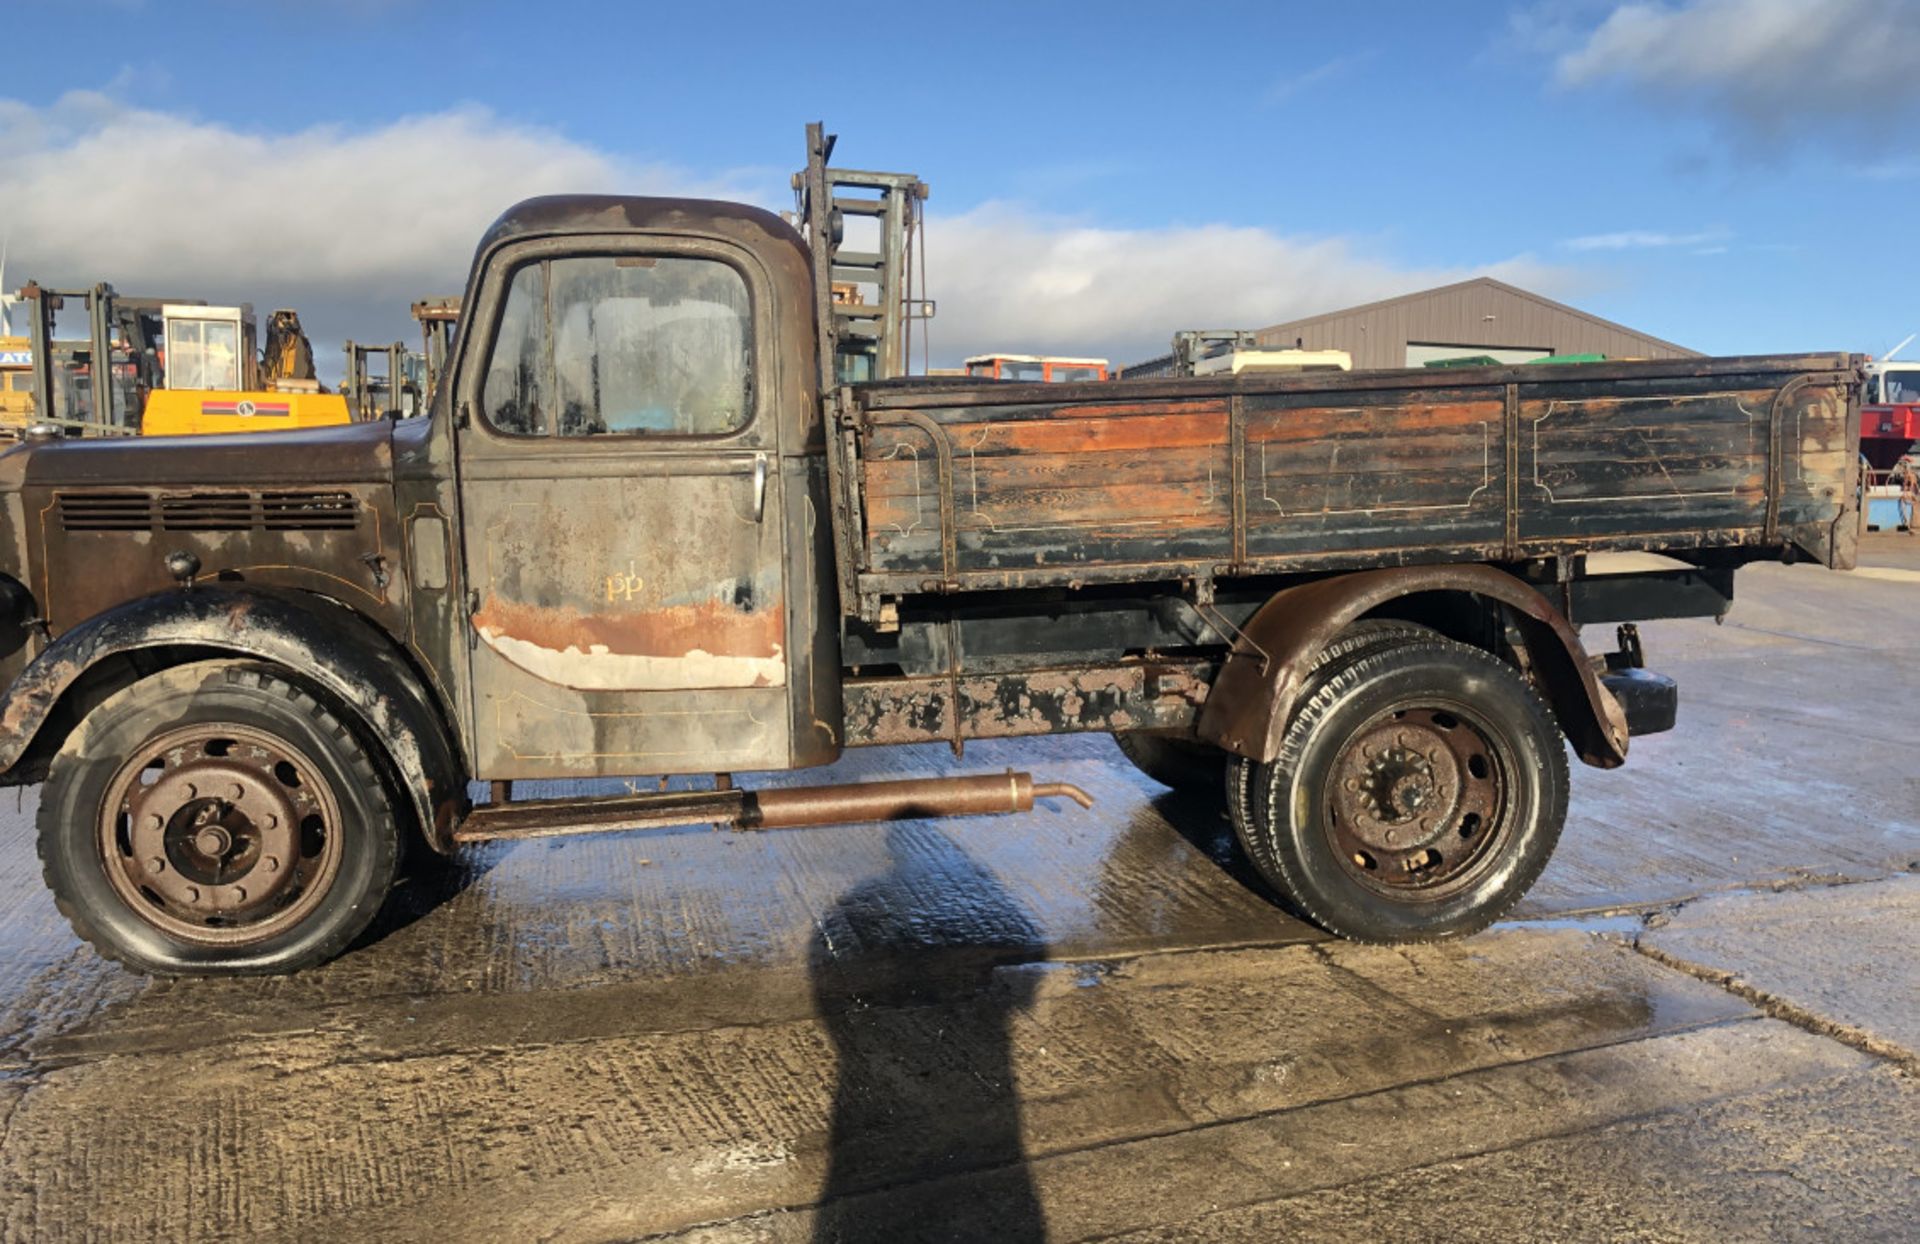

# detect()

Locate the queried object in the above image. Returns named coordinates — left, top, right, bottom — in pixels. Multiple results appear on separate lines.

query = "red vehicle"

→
left=965, top=353, right=1109, bottom=383
left=1861, top=360, right=1920, bottom=471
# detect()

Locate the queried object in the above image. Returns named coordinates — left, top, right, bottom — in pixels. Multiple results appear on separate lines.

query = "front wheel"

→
left=37, top=661, right=401, bottom=975
left=1234, top=640, right=1568, bottom=942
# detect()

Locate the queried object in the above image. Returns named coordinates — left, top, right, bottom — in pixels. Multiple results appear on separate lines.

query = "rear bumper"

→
left=1602, top=668, right=1677, bottom=737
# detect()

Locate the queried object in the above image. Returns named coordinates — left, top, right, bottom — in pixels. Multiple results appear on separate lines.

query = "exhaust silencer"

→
left=744, top=771, right=1093, bottom=830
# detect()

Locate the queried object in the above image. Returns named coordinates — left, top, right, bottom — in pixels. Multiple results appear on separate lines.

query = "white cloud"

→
left=0, top=91, right=762, bottom=363
left=1562, top=227, right=1728, bottom=250
left=1263, top=52, right=1374, bottom=105
left=1, top=91, right=1574, bottom=376
left=1859, top=156, right=1920, bottom=180
left=1553, top=0, right=1920, bottom=135
left=921, top=203, right=1573, bottom=366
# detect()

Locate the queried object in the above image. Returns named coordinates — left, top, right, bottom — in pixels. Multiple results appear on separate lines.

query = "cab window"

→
left=166, top=318, right=242, bottom=391
left=480, top=254, right=752, bottom=438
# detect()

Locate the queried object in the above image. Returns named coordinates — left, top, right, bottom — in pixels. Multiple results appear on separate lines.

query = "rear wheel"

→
left=1233, top=639, right=1568, bottom=941
left=37, top=661, right=400, bottom=975
left=1227, top=619, right=1438, bottom=877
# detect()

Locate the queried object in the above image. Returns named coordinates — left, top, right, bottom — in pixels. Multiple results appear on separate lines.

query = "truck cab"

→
left=1865, top=361, right=1920, bottom=407
left=0, top=193, right=863, bottom=976
left=1861, top=359, right=1920, bottom=473
left=440, top=196, right=842, bottom=778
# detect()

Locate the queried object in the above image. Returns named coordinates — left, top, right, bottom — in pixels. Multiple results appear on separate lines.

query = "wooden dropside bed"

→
left=833, top=353, right=1861, bottom=604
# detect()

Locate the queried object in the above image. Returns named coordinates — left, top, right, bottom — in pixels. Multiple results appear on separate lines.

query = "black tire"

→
left=1235, top=641, right=1568, bottom=942
left=1226, top=619, right=1440, bottom=877
left=1113, top=731, right=1226, bottom=795
left=37, top=660, right=401, bottom=975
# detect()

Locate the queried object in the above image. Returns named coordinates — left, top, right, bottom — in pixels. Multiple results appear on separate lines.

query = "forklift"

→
left=14, top=282, right=351, bottom=437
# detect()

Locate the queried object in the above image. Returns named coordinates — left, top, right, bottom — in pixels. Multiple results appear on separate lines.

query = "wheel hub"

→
left=98, top=725, right=342, bottom=944
left=1327, top=706, right=1506, bottom=894
left=1365, top=746, right=1439, bottom=821
left=129, top=757, right=305, bottom=919
left=191, top=823, right=234, bottom=859
left=1337, top=728, right=1463, bottom=853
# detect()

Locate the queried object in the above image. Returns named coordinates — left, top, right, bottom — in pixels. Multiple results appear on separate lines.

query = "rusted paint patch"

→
left=844, top=662, right=1209, bottom=748
left=473, top=596, right=786, bottom=691
left=0, top=656, right=76, bottom=770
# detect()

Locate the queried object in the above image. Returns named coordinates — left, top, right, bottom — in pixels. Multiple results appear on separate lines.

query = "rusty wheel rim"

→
left=96, top=724, right=346, bottom=946
left=1325, top=701, right=1511, bottom=901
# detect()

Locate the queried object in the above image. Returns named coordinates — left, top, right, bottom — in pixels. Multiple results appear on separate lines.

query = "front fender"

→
left=0, top=587, right=468, bottom=851
left=1196, top=565, right=1630, bottom=770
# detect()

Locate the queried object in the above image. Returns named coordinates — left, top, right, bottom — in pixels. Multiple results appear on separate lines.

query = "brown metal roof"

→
left=1255, top=277, right=1701, bottom=371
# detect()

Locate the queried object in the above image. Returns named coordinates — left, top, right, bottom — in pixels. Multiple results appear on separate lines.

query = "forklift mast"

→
left=18, top=282, right=140, bottom=434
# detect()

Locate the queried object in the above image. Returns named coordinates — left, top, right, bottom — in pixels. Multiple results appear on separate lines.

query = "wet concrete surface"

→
left=1637, top=875, right=1919, bottom=1064
left=1, top=537, right=1918, bottom=1240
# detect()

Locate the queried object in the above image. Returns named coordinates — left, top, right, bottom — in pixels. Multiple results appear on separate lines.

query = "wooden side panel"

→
left=1514, top=369, right=1855, bottom=559
left=1242, top=387, right=1505, bottom=559
left=862, top=400, right=1233, bottom=575
left=1517, top=381, right=1771, bottom=545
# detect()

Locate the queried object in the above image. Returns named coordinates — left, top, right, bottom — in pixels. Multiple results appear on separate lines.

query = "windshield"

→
left=480, top=254, right=751, bottom=438
left=1883, top=369, right=1920, bottom=405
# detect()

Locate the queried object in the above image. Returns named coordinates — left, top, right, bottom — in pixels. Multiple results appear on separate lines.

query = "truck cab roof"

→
left=474, top=195, right=808, bottom=263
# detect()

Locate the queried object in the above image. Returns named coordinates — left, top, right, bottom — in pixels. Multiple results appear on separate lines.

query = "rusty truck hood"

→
left=5, top=417, right=412, bottom=648
left=10, top=419, right=396, bottom=489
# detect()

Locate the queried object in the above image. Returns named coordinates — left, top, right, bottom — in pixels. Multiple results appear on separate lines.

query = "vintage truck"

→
left=0, top=138, right=1862, bottom=974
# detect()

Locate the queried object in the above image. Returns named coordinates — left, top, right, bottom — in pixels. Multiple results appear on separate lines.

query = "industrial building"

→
left=1252, top=277, right=1699, bottom=371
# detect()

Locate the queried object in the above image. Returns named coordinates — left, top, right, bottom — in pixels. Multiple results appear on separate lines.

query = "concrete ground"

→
left=2, top=538, right=1917, bottom=1242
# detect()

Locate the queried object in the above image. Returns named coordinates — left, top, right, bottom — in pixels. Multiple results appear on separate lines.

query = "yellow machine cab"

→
left=11, top=282, right=351, bottom=438
left=141, top=304, right=350, bottom=436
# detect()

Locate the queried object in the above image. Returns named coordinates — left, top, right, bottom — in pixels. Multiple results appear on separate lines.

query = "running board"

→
left=452, top=771, right=1094, bottom=845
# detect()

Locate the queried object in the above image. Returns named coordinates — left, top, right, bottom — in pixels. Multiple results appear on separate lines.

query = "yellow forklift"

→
left=0, top=336, right=33, bottom=433
left=15, top=283, right=350, bottom=437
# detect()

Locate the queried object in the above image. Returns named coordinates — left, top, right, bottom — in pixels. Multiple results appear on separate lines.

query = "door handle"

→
left=751, top=452, right=769, bottom=522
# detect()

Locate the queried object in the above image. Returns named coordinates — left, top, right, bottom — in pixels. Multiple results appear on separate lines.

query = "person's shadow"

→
left=809, top=823, right=1048, bottom=1242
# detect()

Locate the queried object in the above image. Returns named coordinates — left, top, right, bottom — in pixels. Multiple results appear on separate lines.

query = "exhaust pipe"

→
left=744, top=771, right=1093, bottom=830
left=453, top=771, right=1093, bottom=844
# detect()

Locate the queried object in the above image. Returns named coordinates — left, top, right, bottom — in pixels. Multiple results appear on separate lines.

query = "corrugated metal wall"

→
left=1253, top=279, right=1698, bottom=371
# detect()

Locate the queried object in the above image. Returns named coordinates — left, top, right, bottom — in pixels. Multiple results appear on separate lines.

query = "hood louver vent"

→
left=160, top=494, right=256, bottom=531
left=56, top=493, right=154, bottom=532
left=260, top=491, right=357, bottom=530
left=56, top=491, right=361, bottom=534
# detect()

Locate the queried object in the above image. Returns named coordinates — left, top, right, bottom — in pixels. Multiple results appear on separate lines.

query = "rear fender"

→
left=1196, top=565, right=1629, bottom=769
left=0, top=587, right=468, bottom=851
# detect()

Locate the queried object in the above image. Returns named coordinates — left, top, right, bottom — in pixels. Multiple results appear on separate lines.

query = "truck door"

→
left=454, top=236, right=797, bottom=778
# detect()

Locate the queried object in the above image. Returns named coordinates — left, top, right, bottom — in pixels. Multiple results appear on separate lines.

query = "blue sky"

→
left=1, top=0, right=1917, bottom=374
